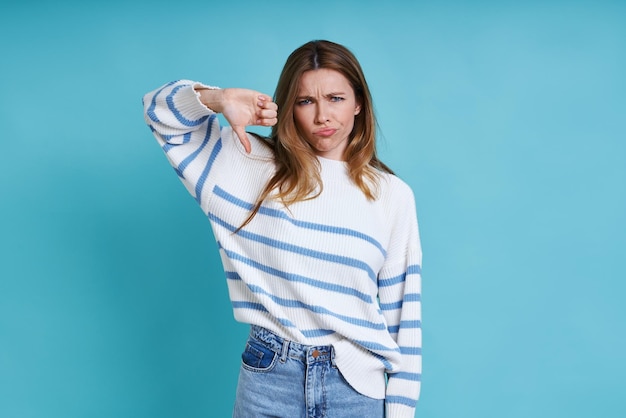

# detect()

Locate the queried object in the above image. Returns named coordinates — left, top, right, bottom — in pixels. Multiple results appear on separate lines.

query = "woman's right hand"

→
left=195, top=87, right=278, bottom=153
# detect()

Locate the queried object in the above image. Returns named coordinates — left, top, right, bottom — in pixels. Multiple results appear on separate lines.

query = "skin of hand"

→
left=195, top=87, right=278, bottom=153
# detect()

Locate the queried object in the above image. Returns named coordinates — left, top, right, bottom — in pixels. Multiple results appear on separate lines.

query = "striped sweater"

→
left=143, top=80, right=423, bottom=418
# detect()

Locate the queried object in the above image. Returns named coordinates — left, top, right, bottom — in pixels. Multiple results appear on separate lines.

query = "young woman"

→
left=143, top=40, right=422, bottom=418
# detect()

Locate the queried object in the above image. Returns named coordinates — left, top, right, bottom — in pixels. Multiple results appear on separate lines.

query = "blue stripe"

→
left=245, top=283, right=386, bottom=331
left=387, top=320, right=421, bottom=334
left=222, top=249, right=373, bottom=303
left=161, top=131, right=188, bottom=142
left=400, top=346, right=422, bottom=355
left=166, top=84, right=210, bottom=127
left=378, top=264, right=422, bottom=288
left=380, top=300, right=402, bottom=310
left=353, top=339, right=401, bottom=354
left=213, top=185, right=387, bottom=257
left=276, top=317, right=297, bottom=328
left=404, top=293, right=421, bottom=302
left=208, top=213, right=377, bottom=282
left=231, top=301, right=268, bottom=312
left=213, top=185, right=253, bottom=209
left=407, top=264, right=422, bottom=275
left=301, top=328, right=336, bottom=338
left=162, top=132, right=192, bottom=152
left=380, top=293, right=422, bottom=311
left=400, top=320, right=421, bottom=328
left=390, top=372, right=421, bottom=382
left=386, top=395, right=417, bottom=408
left=146, top=80, right=177, bottom=123
left=378, top=273, right=405, bottom=287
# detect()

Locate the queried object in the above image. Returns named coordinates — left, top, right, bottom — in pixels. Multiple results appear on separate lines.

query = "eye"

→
left=330, top=96, right=345, bottom=102
left=296, top=98, right=312, bottom=105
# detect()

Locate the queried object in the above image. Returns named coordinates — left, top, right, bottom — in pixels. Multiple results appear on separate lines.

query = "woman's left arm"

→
left=378, top=187, right=423, bottom=418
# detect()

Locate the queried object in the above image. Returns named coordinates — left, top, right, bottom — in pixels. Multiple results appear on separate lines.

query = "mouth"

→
left=314, top=128, right=337, bottom=137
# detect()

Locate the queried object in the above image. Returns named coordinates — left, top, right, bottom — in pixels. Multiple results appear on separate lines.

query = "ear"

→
left=354, top=102, right=362, bottom=116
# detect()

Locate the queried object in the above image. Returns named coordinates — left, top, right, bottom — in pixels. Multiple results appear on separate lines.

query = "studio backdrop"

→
left=1, top=1, right=624, bottom=417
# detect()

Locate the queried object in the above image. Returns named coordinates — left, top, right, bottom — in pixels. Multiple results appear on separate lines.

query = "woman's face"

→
left=293, top=69, right=361, bottom=161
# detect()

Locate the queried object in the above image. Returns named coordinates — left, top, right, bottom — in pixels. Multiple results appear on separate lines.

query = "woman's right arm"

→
left=141, top=80, right=277, bottom=211
left=143, top=80, right=277, bottom=152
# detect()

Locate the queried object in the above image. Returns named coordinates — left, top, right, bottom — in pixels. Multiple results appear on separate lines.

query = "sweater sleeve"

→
left=378, top=185, right=423, bottom=418
left=142, top=80, right=226, bottom=214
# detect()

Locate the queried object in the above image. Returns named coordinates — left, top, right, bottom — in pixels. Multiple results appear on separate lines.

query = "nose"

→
left=314, top=102, right=329, bottom=124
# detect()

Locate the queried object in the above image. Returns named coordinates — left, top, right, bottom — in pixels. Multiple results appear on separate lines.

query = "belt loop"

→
left=280, top=338, right=289, bottom=363
left=330, top=346, right=337, bottom=368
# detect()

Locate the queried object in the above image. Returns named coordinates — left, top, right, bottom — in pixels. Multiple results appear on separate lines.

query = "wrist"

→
left=194, top=84, right=223, bottom=113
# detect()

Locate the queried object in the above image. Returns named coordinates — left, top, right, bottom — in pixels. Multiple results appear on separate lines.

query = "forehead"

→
left=297, top=68, right=353, bottom=94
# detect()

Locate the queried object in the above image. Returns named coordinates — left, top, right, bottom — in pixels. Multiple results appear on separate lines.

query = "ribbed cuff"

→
left=172, top=83, right=216, bottom=120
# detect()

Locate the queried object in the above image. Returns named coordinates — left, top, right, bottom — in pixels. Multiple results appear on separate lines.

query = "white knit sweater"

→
left=143, top=80, right=423, bottom=418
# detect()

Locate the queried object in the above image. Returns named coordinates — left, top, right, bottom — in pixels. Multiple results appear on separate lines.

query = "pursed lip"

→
left=313, top=128, right=337, bottom=137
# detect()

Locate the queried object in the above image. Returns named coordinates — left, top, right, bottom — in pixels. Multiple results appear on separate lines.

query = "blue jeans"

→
left=233, top=326, right=384, bottom=418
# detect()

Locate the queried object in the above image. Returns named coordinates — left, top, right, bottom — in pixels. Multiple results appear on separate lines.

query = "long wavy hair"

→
left=240, top=40, right=393, bottom=229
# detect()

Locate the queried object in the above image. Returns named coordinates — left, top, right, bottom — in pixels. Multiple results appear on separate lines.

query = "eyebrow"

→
left=295, top=92, right=347, bottom=99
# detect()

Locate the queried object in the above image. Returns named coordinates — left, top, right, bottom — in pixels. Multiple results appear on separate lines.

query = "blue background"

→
left=1, top=1, right=624, bottom=417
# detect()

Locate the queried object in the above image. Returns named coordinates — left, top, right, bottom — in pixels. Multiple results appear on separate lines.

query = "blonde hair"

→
left=241, top=40, right=393, bottom=229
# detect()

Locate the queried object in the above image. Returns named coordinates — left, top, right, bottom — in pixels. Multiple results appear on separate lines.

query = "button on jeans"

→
left=233, top=326, right=384, bottom=418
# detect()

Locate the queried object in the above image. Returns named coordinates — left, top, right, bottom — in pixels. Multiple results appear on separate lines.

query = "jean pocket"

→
left=241, top=338, right=278, bottom=372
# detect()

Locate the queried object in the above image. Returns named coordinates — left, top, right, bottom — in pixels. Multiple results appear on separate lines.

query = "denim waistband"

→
left=249, top=325, right=335, bottom=365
